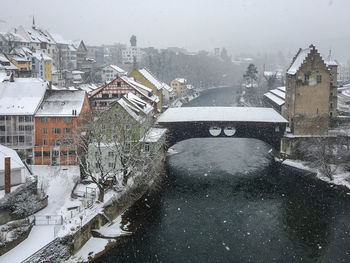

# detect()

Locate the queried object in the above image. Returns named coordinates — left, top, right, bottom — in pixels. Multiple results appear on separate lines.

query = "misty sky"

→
left=1, top=0, right=349, bottom=61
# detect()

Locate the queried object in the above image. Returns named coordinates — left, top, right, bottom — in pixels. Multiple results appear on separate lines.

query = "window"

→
left=317, top=75, right=322, bottom=83
left=144, top=143, right=150, bottom=152
left=0, top=126, right=4, bottom=131
left=43, top=151, right=50, bottom=157
left=43, top=128, right=48, bottom=134
left=108, top=151, right=114, bottom=157
left=25, top=125, right=33, bottom=131
left=54, top=139, right=61, bottom=146
left=0, top=116, right=4, bottom=121
left=63, top=117, right=71, bottom=123
left=95, top=163, right=100, bottom=168
left=43, top=139, right=48, bottom=145
left=108, top=162, right=115, bottom=168
left=19, top=136, right=24, bottom=143
left=304, top=74, right=309, bottom=85
left=25, top=116, right=33, bottom=122
left=117, top=82, right=121, bottom=87
left=41, top=117, right=49, bottom=123
left=69, top=150, right=76, bottom=156
left=19, top=125, right=25, bottom=131
left=102, top=94, right=109, bottom=99
left=53, top=151, right=59, bottom=157
left=330, top=103, right=333, bottom=109
left=63, top=138, right=72, bottom=145
left=54, top=117, right=59, bottom=123
left=19, top=116, right=25, bottom=122
left=35, top=151, right=42, bottom=157
left=61, top=150, right=67, bottom=156
left=64, top=128, right=71, bottom=134
left=52, top=128, right=61, bottom=134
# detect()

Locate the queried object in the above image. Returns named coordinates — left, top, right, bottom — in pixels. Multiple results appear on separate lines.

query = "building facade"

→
left=283, top=44, right=338, bottom=135
left=34, top=90, right=90, bottom=165
left=129, top=68, right=164, bottom=111
left=89, top=76, right=159, bottom=112
left=0, top=78, right=47, bottom=164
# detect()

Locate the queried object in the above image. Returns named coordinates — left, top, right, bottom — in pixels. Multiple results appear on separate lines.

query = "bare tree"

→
left=297, top=137, right=348, bottom=180
left=73, top=104, right=165, bottom=202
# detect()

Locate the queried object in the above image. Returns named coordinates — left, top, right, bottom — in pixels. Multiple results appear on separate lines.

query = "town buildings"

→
left=34, top=90, right=90, bottom=165
left=89, top=75, right=159, bottom=112
left=88, top=92, right=154, bottom=174
left=171, top=78, right=188, bottom=97
left=0, top=78, right=48, bottom=164
left=129, top=68, right=165, bottom=111
left=283, top=44, right=338, bottom=135
left=101, top=65, right=127, bottom=83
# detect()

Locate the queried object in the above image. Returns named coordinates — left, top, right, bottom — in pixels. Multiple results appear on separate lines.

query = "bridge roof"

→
left=157, top=107, right=288, bottom=124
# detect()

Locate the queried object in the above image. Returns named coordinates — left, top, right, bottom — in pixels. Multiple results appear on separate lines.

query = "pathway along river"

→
left=97, top=87, right=350, bottom=263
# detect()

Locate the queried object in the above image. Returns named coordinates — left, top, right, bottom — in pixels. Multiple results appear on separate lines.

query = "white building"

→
left=101, top=65, right=127, bottom=83
left=122, top=46, right=143, bottom=64
left=0, top=78, right=47, bottom=164
left=0, top=144, right=28, bottom=187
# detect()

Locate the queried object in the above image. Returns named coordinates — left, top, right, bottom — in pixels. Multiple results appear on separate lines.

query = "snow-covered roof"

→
left=0, top=32, right=28, bottom=43
left=269, top=89, right=285, bottom=99
left=125, top=93, right=153, bottom=115
left=157, top=107, right=288, bottom=123
left=72, top=70, right=85, bottom=75
left=287, top=47, right=312, bottom=75
left=35, top=90, right=86, bottom=117
left=175, top=78, right=186, bottom=84
left=21, top=26, right=55, bottom=44
left=162, top=82, right=173, bottom=93
left=0, top=72, right=9, bottom=82
left=0, top=78, right=47, bottom=115
left=121, top=76, right=159, bottom=103
left=141, top=128, right=167, bottom=143
left=0, top=145, right=25, bottom=171
left=138, top=68, right=163, bottom=90
left=264, top=92, right=285, bottom=106
left=109, top=65, right=127, bottom=75
left=50, top=33, right=72, bottom=45
left=277, top=86, right=286, bottom=92
left=0, top=54, right=17, bottom=70
left=117, top=92, right=153, bottom=122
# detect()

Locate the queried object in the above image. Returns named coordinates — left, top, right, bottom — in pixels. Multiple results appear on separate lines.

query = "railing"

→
left=34, top=215, right=63, bottom=225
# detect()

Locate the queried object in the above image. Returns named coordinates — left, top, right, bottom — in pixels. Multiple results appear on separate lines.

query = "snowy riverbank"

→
left=278, top=158, right=350, bottom=193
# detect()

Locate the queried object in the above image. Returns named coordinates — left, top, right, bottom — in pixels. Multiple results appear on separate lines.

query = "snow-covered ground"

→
left=0, top=165, right=80, bottom=262
left=68, top=237, right=114, bottom=263
left=95, top=214, right=131, bottom=238
left=281, top=159, right=350, bottom=190
left=0, top=225, right=55, bottom=262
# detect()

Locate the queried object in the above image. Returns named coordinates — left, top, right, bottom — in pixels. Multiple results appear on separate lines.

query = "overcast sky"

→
left=1, top=0, right=350, bottom=61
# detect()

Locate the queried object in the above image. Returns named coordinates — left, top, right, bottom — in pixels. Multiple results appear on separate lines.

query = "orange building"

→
left=34, top=90, right=90, bottom=165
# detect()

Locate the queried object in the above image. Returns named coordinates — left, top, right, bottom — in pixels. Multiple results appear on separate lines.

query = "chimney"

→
left=4, top=157, right=11, bottom=194
left=9, top=72, right=14, bottom=82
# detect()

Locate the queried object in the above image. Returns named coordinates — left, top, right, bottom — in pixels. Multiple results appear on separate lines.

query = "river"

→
left=96, top=87, right=350, bottom=263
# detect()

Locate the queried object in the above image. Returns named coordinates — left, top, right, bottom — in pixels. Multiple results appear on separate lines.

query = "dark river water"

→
left=97, top=87, right=350, bottom=263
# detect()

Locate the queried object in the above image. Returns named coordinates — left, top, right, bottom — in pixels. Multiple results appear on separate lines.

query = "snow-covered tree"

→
left=74, top=103, right=165, bottom=202
left=243, top=63, right=258, bottom=87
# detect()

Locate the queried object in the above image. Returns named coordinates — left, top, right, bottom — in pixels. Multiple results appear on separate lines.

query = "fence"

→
left=34, top=215, right=63, bottom=225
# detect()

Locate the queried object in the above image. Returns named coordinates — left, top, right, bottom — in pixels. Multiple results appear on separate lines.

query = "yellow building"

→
left=171, top=78, right=188, bottom=97
left=283, top=44, right=337, bottom=135
left=129, top=68, right=163, bottom=111
left=6, top=54, right=31, bottom=77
